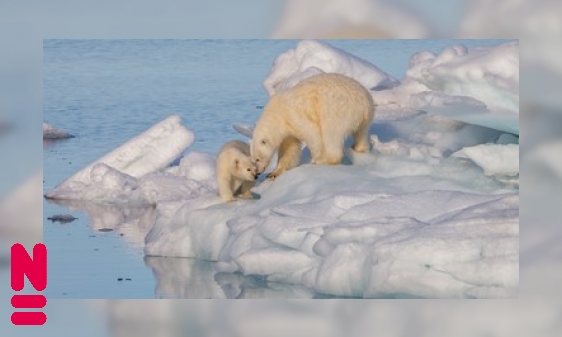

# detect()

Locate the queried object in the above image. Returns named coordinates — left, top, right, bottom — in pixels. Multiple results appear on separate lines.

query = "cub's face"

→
left=250, top=135, right=273, bottom=174
left=234, top=156, right=259, bottom=181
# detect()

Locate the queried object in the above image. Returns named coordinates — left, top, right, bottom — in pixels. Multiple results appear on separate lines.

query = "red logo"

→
left=11, top=243, right=47, bottom=325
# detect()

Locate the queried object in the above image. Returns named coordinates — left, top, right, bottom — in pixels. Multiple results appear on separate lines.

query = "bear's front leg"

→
left=238, top=180, right=255, bottom=199
left=267, top=136, right=302, bottom=180
left=218, top=175, right=235, bottom=202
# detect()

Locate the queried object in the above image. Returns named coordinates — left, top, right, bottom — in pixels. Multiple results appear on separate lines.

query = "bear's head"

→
left=233, top=156, right=259, bottom=181
left=250, top=132, right=275, bottom=174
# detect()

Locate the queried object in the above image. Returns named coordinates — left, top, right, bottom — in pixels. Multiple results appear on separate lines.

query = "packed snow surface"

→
left=47, top=41, right=519, bottom=298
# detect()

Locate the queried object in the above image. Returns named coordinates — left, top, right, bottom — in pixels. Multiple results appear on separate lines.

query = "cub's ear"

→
left=234, top=158, right=239, bottom=167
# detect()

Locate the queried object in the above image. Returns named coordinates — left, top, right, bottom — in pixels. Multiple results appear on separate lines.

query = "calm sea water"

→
left=43, top=39, right=506, bottom=298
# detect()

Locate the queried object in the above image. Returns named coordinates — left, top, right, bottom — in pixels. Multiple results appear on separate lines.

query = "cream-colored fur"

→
left=216, top=140, right=258, bottom=202
left=251, top=73, right=375, bottom=179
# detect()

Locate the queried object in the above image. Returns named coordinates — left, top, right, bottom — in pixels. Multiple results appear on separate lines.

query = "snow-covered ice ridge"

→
left=376, top=41, right=519, bottom=135
left=46, top=40, right=519, bottom=298
left=264, top=40, right=400, bottom=96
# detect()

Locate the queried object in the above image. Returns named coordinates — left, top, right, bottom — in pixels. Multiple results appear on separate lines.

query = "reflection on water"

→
left=47, top=197, right=322, bottom=299
left=46, top=199, right=157, bottom=249
left=144, top=256, right=225, bottom=299
left=145, top=255, right=321, bottom=299
left=145, top=251, right=321, bottom=299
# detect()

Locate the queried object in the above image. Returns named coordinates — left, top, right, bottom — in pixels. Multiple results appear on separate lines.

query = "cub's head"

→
left=250, top=129, right=276, bottom=174
left=233, top=155, right=259, bottom=181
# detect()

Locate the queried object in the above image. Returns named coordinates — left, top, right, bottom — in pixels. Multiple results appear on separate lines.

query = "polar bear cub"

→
left=251, top=73, right=375, bottom=179
left=216, top=140, right=259, bottom=202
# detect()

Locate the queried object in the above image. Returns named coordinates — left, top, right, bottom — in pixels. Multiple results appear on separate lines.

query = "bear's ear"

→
left=234, top=158, right=239, bottom=167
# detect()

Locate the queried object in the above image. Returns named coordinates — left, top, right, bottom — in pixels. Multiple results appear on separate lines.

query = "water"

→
left=43, top=39, right=507, bottom=298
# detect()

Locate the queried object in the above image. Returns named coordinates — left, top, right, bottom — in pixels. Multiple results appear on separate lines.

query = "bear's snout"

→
left=254, top=173, right=260, bottom=180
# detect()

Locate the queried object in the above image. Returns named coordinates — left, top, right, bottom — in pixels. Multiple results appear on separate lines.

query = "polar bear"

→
left=216, top=140, right=259, bottom=202
left=251, top=73, right=375, bottom=179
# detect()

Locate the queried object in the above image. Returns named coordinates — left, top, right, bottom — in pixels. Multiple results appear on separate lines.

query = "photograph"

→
left=42, top=39, right=519, bottom=299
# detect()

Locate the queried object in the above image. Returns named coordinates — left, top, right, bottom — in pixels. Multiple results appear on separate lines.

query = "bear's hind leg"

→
left=302, top=126, right=327, bottom=164
left=351, top=121, right=371, bottom=153
left=318, top=123, right=345, bottom=165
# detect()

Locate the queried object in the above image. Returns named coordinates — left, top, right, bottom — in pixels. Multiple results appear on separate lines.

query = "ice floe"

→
left=46, top=40, right=519, bottom=298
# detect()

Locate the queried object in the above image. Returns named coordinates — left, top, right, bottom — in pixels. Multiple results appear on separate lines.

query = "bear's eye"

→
left=247, top=168, right=251, bottom=172
left=261, top=140, right=266, bottom=145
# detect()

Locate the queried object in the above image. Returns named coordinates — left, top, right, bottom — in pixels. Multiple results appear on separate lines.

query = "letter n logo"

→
left=11, top=243, right=47, bottom=325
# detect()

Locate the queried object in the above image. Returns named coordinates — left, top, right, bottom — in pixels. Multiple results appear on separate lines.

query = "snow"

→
left=47, top=41, right=519, bottom=298
left=263, top=40, right=400, bottom=96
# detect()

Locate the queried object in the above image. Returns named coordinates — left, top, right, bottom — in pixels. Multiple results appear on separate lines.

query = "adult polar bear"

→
left=251, top=73, right=375, bottom=179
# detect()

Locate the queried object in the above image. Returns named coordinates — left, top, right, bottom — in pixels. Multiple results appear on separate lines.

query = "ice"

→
left=263, top=40, right=400, bottom=96
left=410, top=92, right=519, bottom=135
left=374, top=41, right=519, bottom=135
left=45, top=115, right=194, bottom=202
left=139, top=172, right=215, bottom=204
left=43, top=122, right=74, bottom=139
left=453, top=144, right=519, bottom=177
left=166, top=151, right=216, bottom=184
left=407, top=42, right=519, bottom=113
